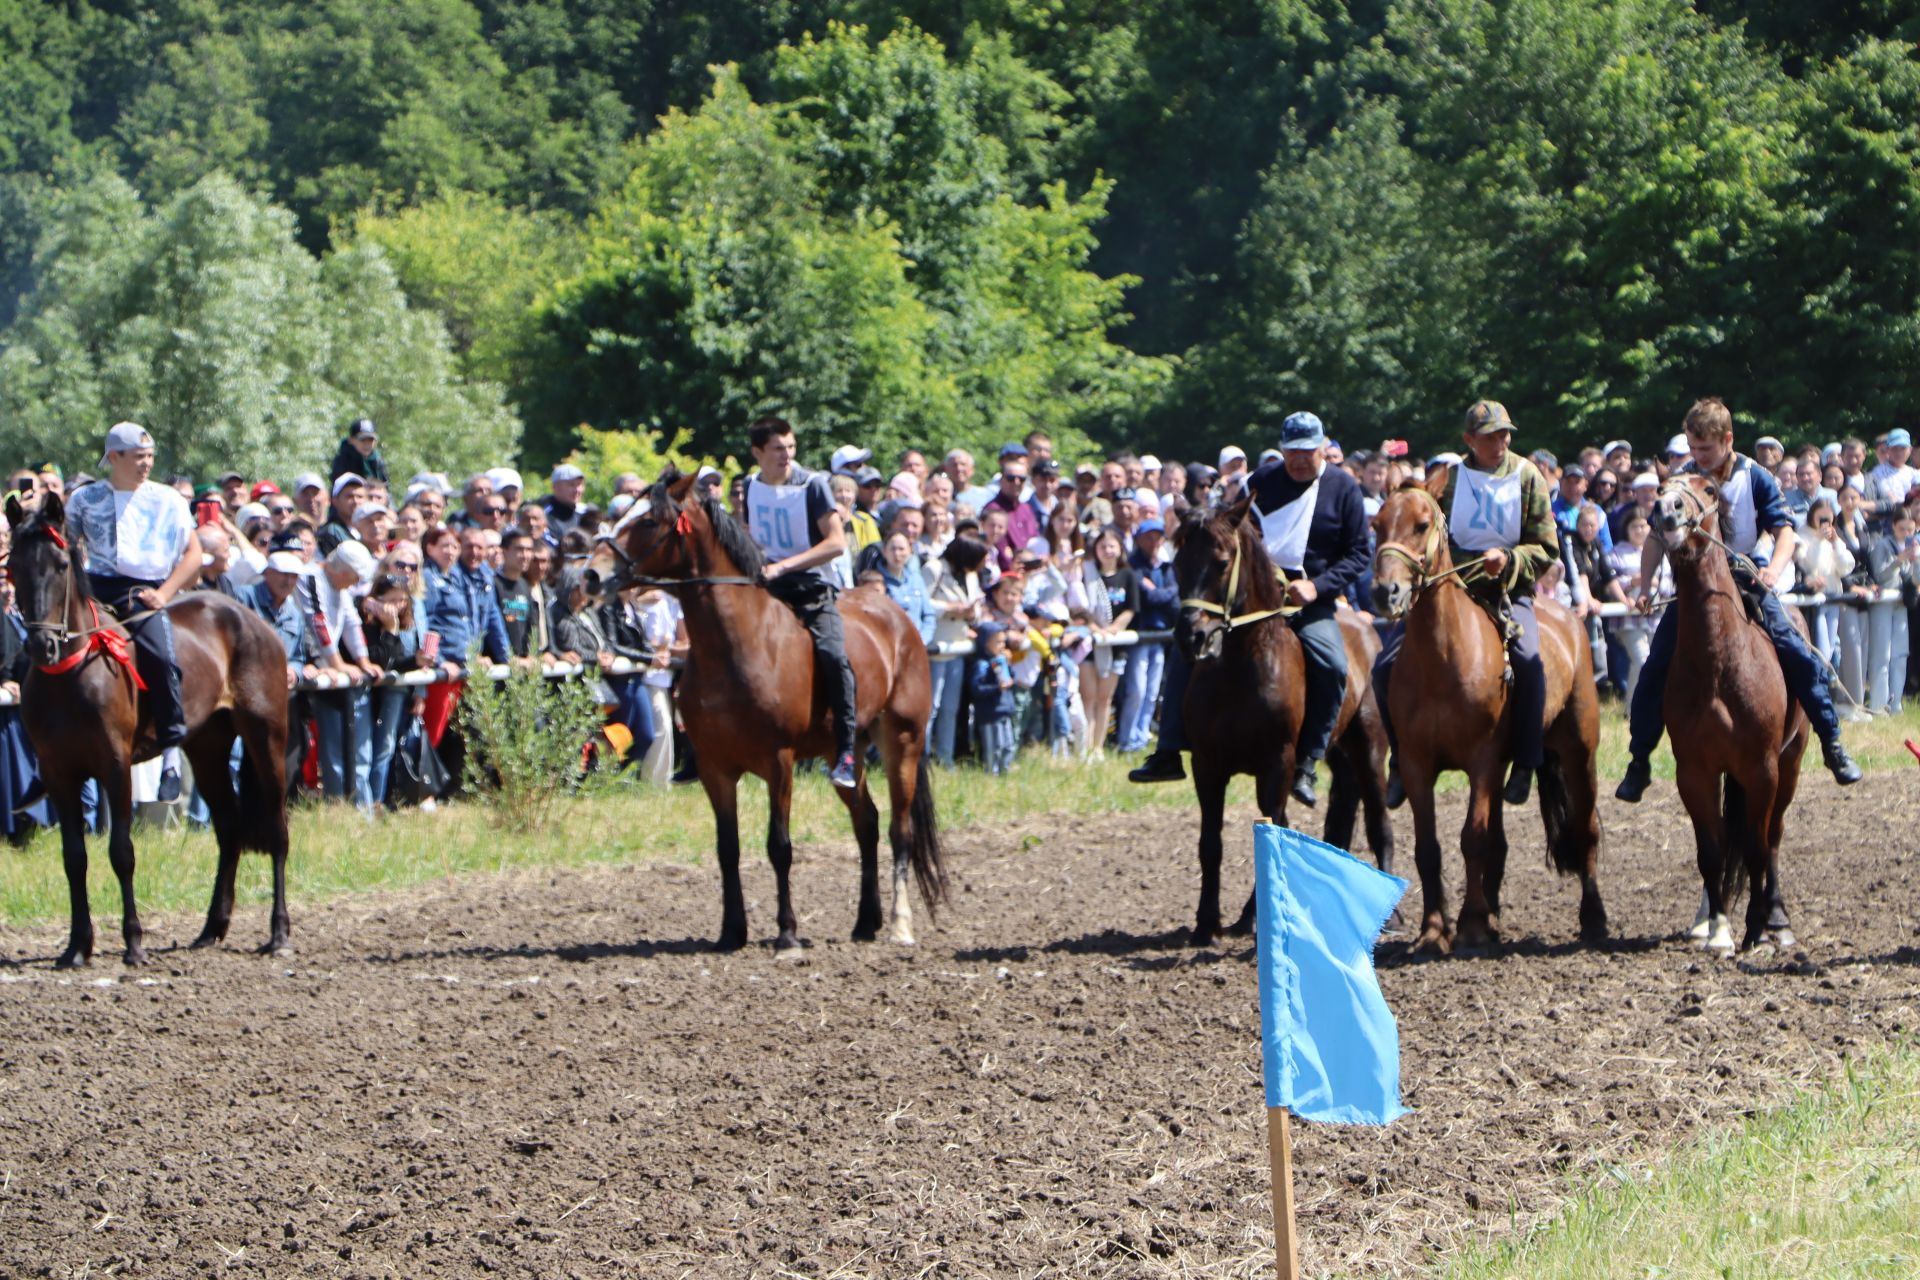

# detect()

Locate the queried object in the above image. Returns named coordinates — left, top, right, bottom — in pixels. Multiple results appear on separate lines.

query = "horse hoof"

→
left=1765, top=927, right=1797, bottom=951
left=190, top=933, right=222, bottom=950
left=54, top=952, right=89, bottom=971
left=1408, top=930, right=1451, bottom=957
left=1188, top=927, right=1219, bottom=949
left=773, top=933, right=808, bottom=953
left=713, top=933, right=748, bottom=954
left=1686, top=918, right=1712, bottom=942
left=259, top=942, right=294, bottom=958
left=889, top=930, right=916, bottom=948
left=124, top=948, right=148, bottom=968
left=851, top=928, right=879, bottom=943
left=1700, top=918, right=1735, bottom=954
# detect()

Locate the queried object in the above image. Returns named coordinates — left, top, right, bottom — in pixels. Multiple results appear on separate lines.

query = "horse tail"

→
left=1537, top=749, right=1581, bottom=876
left=1720, top=777, right=1751, bottom=903
left=909, top=752, right=949, bottom=916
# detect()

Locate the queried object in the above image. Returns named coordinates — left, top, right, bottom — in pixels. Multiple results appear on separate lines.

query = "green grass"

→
left=1438, top=1044, right=1920, bottom=1280
left=2, top=703, right=1914, bottom=929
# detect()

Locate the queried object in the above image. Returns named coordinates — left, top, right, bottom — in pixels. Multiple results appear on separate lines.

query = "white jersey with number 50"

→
left=746, top=464, right=836, bottom=583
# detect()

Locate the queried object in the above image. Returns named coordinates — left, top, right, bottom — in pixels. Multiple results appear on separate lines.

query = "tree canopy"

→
left=1, top=1, right=1915, bottom=470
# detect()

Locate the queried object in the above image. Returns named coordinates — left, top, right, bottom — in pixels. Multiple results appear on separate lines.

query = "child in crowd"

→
left=970, top=622, right=1018, bottom=775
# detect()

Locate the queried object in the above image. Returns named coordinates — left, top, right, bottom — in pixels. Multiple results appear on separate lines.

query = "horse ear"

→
left=3, top=494, right=22, bottom=529
left=666, top=471, right=698, bottom=502
left=38, top=488, right=63, bottom=527
left=1222, top=494, right=1254, bottom=525
left=1425, top=464, right=1451, bottom=501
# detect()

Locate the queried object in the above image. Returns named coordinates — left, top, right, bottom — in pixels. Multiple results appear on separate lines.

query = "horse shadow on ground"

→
left=956, top=928, right=1254, bottom=973
left=1374, top=932, right=1665, bottom=969
left=360, top=936, right=717, bottom=967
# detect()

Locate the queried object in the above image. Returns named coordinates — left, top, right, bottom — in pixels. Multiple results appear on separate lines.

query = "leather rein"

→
left=593, top=506, right=759, bottom=594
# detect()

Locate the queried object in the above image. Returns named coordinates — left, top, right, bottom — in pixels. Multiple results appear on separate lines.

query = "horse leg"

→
left=237, top=708, right=293, bottom=956
left=838, top=732, right=885, bottom=943
left=701, top=768, right=749, bottom=951
left=1762, top=730, right=1806, bottom=948
left=1547, top=712, right=1608, bottom=942
left=766, top=754, right=803, bottom=951
left=1232, top=760, right=1294, bottom=934
left=100, top=764, right=145, bottom=966
left=1406, top=765, right=1450, bottom=954
left=1351, top=724, right=1397, bottom=877
left=185, top=725, right=242, bottom=950
left=1320, top=745, right=1358, bottom=854
left=879, top=713, right=921, bottom=947
left=1676, top=767, right=1733, bottom=953
left=51, top=776, right=94, bottom=969
left=1190, top=756, right=1229, bottom=947
left=1453, top=770, right=1499, bottom=952
left=1739, top=772, right=1780, bottom=952
left=1482, top=792, right=1508, bottom=928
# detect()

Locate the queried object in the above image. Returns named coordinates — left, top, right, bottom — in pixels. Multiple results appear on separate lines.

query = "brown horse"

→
left=1370, top=478, right=1605, bottom=952
left=1652, top=474, right=1806, bottom=952
left=587, top=468, right=946, bottom=951
left=1173, top=500, right=1396, bottom=946
left=6, top=492, right=292, bottom=968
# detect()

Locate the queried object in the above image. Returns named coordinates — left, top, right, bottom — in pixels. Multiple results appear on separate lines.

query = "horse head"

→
left=6, top=489, right=79, bottom=666
left=1653, top=473, right=1720, bottom=560
left=586, top=466, right=763, bottom=599
left=1171, top=495, right=1263, bottom=663
left=1369, top=474, right=1449, bottom=620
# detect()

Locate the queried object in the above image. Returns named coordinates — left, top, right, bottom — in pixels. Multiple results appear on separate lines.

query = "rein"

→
left=1373, top=489, right=1491, bottom=598
left=16, top=523, right=156, bottom=688
left=595, top=506, right=761, bottom=594
left=1180, top=524, right=1298, bottom=632
left=1658, top=476, right=1765, bottom=580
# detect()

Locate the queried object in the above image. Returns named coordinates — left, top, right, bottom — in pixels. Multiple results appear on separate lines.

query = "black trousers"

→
left=89, top=573, right=188, bottom=750
left=769, top=574, right=859, bottom=759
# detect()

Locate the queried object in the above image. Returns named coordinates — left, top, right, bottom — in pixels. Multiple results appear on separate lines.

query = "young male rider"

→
left=1372, top=400, right=1555, bottom=806
left=744, top=417, right=860, bottom=789
left=1615, top=398, right=1861, bottom=801
left=63, top=422, right=200, bottom=802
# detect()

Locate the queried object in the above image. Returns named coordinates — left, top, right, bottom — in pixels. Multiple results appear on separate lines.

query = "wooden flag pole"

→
left=1268, top=1106, right=1299, bottom=1279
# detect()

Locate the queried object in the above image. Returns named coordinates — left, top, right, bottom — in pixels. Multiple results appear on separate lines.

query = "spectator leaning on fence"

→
left=361, top=572, right=426, bottom=808
left=1118, top=517, right=1175, bottom=755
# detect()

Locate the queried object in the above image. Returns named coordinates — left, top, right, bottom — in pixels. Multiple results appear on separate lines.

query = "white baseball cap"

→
left=100, top=421, right=154, bottom=465
left=1602, top=439, right=1632, bottom=457
left=1665, top=433, right=1690, bottom=457
left=265, top=551, right=309, bottom=575
left=1631, top=473, right=1659, bottom=490
left=332, top=472, right=366, bottom=498
left=326, top=539, right=376, bottom=583
left=486, top=467, right=524, bottom=493
left=1139, top=454, right=1161, bottom=472
left=830, top=444, right=872, bottom=475
left=550, top=463, right=586, bottom=483
left=1218, top=445, right=1247, bottom=469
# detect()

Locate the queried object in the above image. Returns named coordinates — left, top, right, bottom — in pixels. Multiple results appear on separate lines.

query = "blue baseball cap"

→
left=1137, top=517, right=1165, bottom=535
left=1280, top=412, right=1327, bottom=451
left=998, top=441, right=1029, bottom=458
left=1889, top=428, right=1912, bottom=448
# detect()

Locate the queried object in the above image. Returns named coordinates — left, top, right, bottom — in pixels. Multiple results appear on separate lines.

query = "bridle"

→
left=1372, top=488, right=1491, bottom=598
left=1657, top=473, right=1763, bottom=579
left=1179, top=518, right=1297, bottom=633
left=593, top=500, right=759, bottom=594
left=12, top=524, right=148, bottom=685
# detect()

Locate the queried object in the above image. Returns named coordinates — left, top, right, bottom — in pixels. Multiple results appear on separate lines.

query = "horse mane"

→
left=652, top=465, right=765, bottom=577
left=1179, top=497, right=1286, bottom=611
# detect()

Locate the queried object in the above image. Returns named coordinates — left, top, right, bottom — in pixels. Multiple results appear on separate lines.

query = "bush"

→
left=457, top=664, right=605, bottom=832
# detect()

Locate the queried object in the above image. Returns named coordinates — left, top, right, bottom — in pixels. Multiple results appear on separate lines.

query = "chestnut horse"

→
left=1652, top=474, right=1806, bottom=952
left=588, top=469, right=946, bottom=951
left=1173, top=500, right=1396, bottom=946
left=6, top=492, right=292, bottom=967
left=1370, top=478, right=1605, bottom=952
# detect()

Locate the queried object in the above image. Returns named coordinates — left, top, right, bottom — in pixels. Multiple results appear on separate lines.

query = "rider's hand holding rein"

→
left=1480, top=547, right=1510, bottom=580
left=1285, top=577, right=1319, bottom=606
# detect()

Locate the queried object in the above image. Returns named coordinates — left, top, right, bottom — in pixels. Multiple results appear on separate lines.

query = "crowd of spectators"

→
left=1, top=416, right=1915, bottom=838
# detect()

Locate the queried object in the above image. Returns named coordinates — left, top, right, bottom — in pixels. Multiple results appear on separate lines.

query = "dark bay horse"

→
left=1653, top=474, right=1806, bottom=952
left=6, top=493, right=292, bottom=967
left=1370, top=478, right=1605, bottom=953
left=1172, top=500, right=1396, bottom=946
left=587, top=469, right=946, bottom=950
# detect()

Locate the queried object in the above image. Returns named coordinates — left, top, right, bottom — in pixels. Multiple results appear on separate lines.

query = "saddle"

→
left=1466, top=582, right=1521, bottom=686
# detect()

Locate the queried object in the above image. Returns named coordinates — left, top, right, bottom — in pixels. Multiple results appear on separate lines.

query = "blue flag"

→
left=1253, top=823, right=1410, bottom=1125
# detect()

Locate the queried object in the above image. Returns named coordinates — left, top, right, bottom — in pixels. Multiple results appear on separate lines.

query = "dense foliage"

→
left=1, top=1, right=1914, bottom=470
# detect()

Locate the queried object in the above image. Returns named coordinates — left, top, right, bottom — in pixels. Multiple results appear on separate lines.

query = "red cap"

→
left=250, top=480, right=282, bottom=500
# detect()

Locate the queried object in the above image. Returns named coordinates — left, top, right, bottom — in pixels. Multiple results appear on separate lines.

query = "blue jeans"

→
left=368, top=686, right=414, bottom=808
left=1290, top=603, right=1348, bottom=764
left=312, top=686, right=373, bottom=812
left=1116, top=640, right=1167, bottom=752
left=978, top=716, right=1017, bottom=774
left=928, top=657, right=966, bottom=765
left=1050, top=653, right=1079, bottom=743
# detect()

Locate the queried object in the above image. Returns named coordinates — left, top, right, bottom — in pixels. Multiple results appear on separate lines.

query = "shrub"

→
left=458, top=664, right=605, bottom=831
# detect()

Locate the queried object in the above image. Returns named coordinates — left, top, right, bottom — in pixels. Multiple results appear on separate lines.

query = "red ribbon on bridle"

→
left=35, top=598, right=147, bottom=691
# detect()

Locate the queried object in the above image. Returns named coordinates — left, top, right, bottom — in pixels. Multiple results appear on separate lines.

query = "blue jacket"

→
left=424, top=562, right=512, bottom=665
left=970, top=654, right=1016, bottom=721
left=243, top=580, right=313, bottom=671
left=1244, top=461, right=1371, bottom=600
left=882, top=560, right=937, bottom=645
left=1130, top=549, right=1179, bottom=632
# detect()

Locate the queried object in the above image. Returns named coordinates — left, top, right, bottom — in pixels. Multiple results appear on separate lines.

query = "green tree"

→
left=0, top=170, right=518, bottom=481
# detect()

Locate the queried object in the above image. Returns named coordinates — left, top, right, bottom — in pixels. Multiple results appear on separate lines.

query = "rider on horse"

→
left=1243, top=412, right=1371, bottom=807
left=37, top=423, right=199, bottom=805
left=1127, top=413, right=1368, bottom=792
left=1373, top=400, right=1556, bottom=806
left=1615, top=398, right=1862, bottom=801
left=742, top=416, right=860, bottom=790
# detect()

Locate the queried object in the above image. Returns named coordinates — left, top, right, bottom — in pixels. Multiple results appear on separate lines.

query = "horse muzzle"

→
left=28, top=634, right=59, bottom=666
left=1372, top=580, right=1411, bottom=620
left=1176, top=612, right=1224, bottom=663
